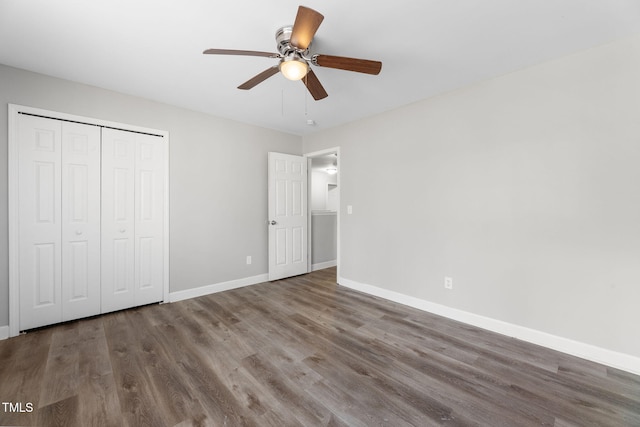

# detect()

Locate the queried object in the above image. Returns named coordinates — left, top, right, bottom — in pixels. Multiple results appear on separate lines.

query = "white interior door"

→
left=101, top=128, right=136, bottom=313
left=18, top=115, right=63, bottom=330
left=268, top=152, right=308, bottom=281
left=61, top=122, right=101, bottom=321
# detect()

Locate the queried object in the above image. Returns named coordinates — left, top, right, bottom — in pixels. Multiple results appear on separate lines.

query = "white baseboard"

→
left=312, top=260, right=337, bottom=271
left=169, top=273, right=269, bottom=303
left=338, top=276, right=640, bottom=376
left=0, top=326, right=9, bottom=341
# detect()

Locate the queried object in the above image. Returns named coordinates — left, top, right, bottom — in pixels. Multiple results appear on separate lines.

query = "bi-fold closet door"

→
left=18, top=114, right=164, bottom=331
left=101, top=128, right=165, bottom=314
left=18, top=115, right=101, bottom=330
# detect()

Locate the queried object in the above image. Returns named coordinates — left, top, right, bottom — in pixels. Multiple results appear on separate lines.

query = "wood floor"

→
left=1, top=267, right=639, bottom=426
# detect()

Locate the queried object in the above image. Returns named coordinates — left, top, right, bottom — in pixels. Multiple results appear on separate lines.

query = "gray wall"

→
left=0, top=64, right=301, bottom=327
left=303, top=34, right=640, bottom=358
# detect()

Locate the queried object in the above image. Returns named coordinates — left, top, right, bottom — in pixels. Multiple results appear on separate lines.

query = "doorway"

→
left=305, top=148, right=340, bottom=281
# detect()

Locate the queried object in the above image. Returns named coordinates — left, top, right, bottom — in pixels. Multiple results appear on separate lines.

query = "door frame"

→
left=7, top=104, right=170, bottom=338
left=304, top=147, right=341, bottom=280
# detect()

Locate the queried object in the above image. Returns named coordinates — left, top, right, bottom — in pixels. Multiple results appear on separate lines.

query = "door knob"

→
left=270, top=220, right=277, bottom=225
left=75, top=230, right=83, bottom=236
left=119, top=228, right=126, bottom=233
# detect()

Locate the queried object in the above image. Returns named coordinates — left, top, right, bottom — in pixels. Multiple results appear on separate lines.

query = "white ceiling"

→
left=1, top=1, right=639, bottom=136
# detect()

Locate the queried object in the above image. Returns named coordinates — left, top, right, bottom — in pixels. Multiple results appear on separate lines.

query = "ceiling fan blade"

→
left=302, top=69, right=328, bottom=100
left=290, top=6, right=324, bottom=50
left=203, top=49, right=279, bottom=58
left=238, top=66, right=280, bottom=90
left=314, top=54, right=382, bottom=75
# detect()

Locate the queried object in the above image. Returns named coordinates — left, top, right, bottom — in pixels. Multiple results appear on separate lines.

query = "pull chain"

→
left=304, top=74, right=308, bottom=116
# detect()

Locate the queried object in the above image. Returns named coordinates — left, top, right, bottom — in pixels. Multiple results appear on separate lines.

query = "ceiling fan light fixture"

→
left=279, top=54, right=309, bottom=81
left=203, top=6, right=381, bottom=100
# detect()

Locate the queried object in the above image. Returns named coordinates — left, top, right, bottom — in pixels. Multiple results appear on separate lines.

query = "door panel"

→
left=276, top=180, right=287, bottom=216
left=34, top=243, right=56, bottom=306
left=34, top=162, right=56, bottom=223
left=138, top=237, right=153, bottom=289
left=101, top=128, right=136, bottom=313
left=113, top=238, right=131, bottom=292
left=68, top=241, right=89, bottom=299
left=19, top=115, right=63, bottom=330
left=61, top=122, right=101, bottom=321
left=268, top=152, right=308, bottom=280
left=292, top=226, right=304, bottom=263
left=275, top=228, right=287, bottom=266
left=134, top=135, right=164, bottom=305
left=113, top=168, right=131, bottom=220
left=292, top=180, right=303, bottom=216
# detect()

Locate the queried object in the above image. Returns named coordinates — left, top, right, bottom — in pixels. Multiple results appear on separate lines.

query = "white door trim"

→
left=8, top=105, right=20, bottom=337
left=7, top=104, right=170, bottom=338
left=304, top=147, right=341, bottom=280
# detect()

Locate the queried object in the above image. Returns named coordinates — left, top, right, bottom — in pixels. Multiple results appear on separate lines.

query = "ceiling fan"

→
left=203, top=5, right=382, bottom=100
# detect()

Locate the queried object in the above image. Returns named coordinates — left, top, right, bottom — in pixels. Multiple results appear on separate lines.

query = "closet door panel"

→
left=101, top=128, right=136, bottom=313
left=61, top=122, right=101, bottom=321
left=18, top=115, right=63, bottom=330
left=135, top=135, right=164, bottom=305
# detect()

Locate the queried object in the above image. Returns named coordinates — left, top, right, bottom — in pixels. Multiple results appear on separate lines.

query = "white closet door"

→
left=61, top=122, right=101, bottom=321
left=134, top=134, right=165, bottom=305
left=101, top=128, right=164, bottom=312
left=18, top=115, right=63, bottom=330
left=12, top=107, right=167, bottom=333
left=101, top=128, right=136, bottom=313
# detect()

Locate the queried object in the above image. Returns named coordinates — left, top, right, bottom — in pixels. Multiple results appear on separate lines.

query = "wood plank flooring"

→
left=1, top=267, right=639, bottom=426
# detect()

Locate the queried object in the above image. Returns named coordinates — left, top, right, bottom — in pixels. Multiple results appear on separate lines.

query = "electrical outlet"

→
left=246, top=256, right=252, bottom=265
left=444, top=276, right=453, bottom=289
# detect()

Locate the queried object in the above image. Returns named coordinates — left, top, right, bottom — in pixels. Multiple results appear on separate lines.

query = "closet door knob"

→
left=75, top=230, right=83, bottom=236
left=119, top=228, right=126, bottom=233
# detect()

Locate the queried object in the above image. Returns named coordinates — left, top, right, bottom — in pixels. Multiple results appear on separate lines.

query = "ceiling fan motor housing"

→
left=276, top=25, right=310, bottom=57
